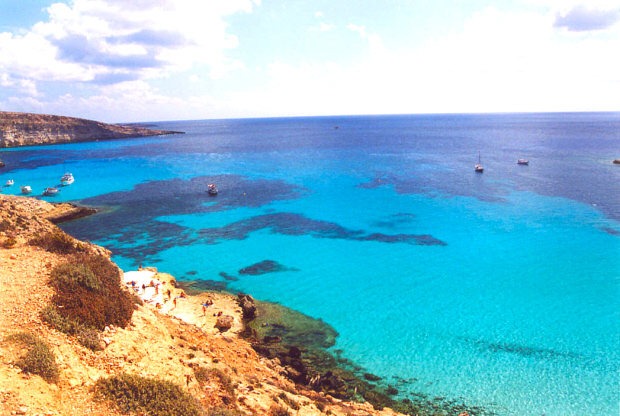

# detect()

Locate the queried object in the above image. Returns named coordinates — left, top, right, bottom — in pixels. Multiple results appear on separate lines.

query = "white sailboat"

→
left=475, top=152, right=484, bottom=173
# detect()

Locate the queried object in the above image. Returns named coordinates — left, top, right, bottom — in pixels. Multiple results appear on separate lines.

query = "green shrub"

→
left=1, top=236, right=16, bottom=248
left=277, top=392, right=300, bottom=410
left=0, top=219, right=10, bottom=232
left=269, top=404, right=291, bottom=416
left=40, top=304, right=78, bottom=334
left=77, top=326, right=103, bottom=351
left=48, top=254, right=134, bottom=331
left=40, top=305, right=104, bottom=351
left=194, top=367, right=235, bottom=397
left=50, top=262, right=101, bottom=292
left=29, top=230, right=81, bottom=254
left=94, top=373, right=204, bottom=416
left=207, top=408, right=243, bottom=416
left=5, top=332, right=59, bottom=383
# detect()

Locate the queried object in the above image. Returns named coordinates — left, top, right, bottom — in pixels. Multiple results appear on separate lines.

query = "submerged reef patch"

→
left=238, top=260, right=299, bottom=276
left=60, top=175, right=307, bottom=263
left=460, top=336, right=584, bottom=361
left=198, top=212, right=446, bottom=246
left=62, top=178, right=445, bottom=266
left=602, top=227, right=620, bottom=236
left=244, top=300, right=493, bottom=416
left=371, top=212, right=416, bottom=229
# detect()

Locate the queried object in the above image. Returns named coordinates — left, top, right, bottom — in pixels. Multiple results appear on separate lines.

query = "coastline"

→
left=0, top=111, right=184, bottom=149
left=178, top=277, right=487, bottom=416
left=0, top=193, right=405, bottom=416
left=0, top=194, right=98, bottom=224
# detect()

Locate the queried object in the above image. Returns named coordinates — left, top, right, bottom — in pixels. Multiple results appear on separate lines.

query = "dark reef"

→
left=238, top=260, right=298, bottom=276
left=238, top=298, right=492, bottom=416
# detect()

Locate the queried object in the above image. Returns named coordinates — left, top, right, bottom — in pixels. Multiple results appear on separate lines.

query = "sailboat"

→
left=475, top=152, right=484, bottom=173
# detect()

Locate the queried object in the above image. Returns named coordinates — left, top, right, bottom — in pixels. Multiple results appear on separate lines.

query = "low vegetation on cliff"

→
left=94, top=372, right=205, bottom=416
left=5, top=332, right=60, bottom=383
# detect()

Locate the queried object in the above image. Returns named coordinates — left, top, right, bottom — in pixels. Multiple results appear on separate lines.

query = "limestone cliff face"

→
left=0, top=111, right=182, bottom=148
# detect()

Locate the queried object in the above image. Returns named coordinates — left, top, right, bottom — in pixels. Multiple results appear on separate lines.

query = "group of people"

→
left=126, top=275, right=224, bottom=319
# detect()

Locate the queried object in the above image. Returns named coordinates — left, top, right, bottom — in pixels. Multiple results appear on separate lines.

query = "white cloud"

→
left=1, top=2, right=618, bottom=121
left=347, top=24, right=367, bottom=39
left=0, top=0, right=257, bottom=97
left=315, top=11, right=324, bottom=18
left=226, top=7, right=620, bottom=117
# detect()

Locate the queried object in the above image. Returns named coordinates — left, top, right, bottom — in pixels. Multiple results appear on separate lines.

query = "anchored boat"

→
left=475, top=153, right=484, bottom=173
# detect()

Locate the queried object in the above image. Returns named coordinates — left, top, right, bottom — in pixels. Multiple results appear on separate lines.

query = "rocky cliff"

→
left=0, top=111, right=182, bottom=148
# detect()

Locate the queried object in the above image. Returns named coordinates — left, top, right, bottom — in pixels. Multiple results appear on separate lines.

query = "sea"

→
left=1, top=113, right=618, bottom=416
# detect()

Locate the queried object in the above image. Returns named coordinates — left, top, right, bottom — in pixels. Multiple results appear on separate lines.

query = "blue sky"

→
left=0, top=0, right=619, bottom=122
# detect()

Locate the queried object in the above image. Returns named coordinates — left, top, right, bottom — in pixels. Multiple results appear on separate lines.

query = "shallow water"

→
left=2, top=113, right=619, bottom=415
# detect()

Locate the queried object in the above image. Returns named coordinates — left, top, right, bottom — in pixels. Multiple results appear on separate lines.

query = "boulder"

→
left=214, top=315, right=234, bottom=331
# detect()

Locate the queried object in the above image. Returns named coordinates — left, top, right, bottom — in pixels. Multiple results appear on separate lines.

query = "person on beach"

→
left=173, top=298, right=177, bottom=308
left=202, top=304, right=207, bottom=316
left=142, top=284, right=146, bottom=293
left=167, top=289, right=171, bottom=300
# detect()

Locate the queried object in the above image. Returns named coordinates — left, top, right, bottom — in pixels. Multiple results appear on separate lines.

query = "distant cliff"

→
left=0, top=111, right=183, bottom=148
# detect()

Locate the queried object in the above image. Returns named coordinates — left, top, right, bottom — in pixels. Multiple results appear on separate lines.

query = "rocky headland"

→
left=0, top=111, right=182, bottom=148
left=0, top=194, right=409, bottom=416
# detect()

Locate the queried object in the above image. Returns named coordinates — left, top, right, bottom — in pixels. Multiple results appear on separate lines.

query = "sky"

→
left=0, top=0, right=619, bottom=123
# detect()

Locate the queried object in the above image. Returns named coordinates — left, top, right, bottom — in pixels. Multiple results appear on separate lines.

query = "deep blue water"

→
left=1, top=113, right=619, bottom=415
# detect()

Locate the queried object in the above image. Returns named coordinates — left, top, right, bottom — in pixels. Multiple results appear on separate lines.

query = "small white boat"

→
left=60, top=172, right=74, bottom=185
left=207, top=183, right=218, bottom=195
left=6, top=180, right=14, bottom=186
left=517, top=159, right=529, bottom=165
left=20, top=185, right=32, bottom=194
left=43, top=187, right=60, bottom=196
left=475, top=153, right=484, bottom=173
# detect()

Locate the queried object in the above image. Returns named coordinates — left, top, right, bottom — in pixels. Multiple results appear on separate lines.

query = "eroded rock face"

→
left=237, top=293, right=257, bottom=320
left=0, top=111, right=182, bottom=148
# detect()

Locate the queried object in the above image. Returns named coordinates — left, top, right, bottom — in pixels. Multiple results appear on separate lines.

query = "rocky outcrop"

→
left=215, top=315, right=234, bottom=331
left=237, top=293, right=257, bottom=319
left=0, top=111, right=183, bottom=148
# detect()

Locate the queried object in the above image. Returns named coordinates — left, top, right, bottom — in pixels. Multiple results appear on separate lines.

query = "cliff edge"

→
left=0, top=111, right=182, bottom=148
left=0, top=194, right=404, bottom=416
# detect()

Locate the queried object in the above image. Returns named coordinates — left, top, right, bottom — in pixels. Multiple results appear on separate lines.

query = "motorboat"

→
left=207, top=183, right=218, bottom=195
left=43, top=187, right=60, bottom=196
left=6, top=180, right=14, bottom=186
left=60, top=172, right=74, bottom=185
left=517, top=159, right=529, bottom=165
left=20, top=185, right=32, bottom=194
left=475, top=153, right=484, bottom=173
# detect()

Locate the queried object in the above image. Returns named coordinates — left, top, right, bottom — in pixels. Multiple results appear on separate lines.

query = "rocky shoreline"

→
left=0, top=111, right=183, bottom=148
left=181, top=281, right=489, bottom=416
left=0, top=194, right=98, bottom=224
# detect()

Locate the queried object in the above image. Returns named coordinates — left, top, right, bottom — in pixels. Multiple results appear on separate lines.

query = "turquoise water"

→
left=1, top=113, right=619, bottom=415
